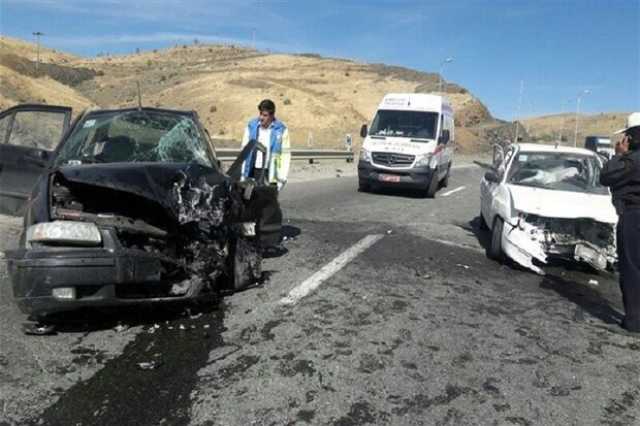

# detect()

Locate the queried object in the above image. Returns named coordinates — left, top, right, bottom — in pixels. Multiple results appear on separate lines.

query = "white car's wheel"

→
left=488, top=217, right=505, bottom=261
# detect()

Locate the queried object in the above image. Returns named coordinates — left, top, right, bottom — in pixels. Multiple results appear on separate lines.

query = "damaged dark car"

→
left=1, top=104, right=281, bottom=320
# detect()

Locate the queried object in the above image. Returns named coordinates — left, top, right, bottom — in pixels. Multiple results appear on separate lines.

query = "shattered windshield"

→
left=55, top=110, right=213, bottom=167
left=507, top=151, right=608, bottom=195
left=369, top=110, right=438, bottom=139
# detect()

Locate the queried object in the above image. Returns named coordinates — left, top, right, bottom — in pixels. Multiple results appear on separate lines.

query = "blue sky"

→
left=1, top=0, right=638, bottom=120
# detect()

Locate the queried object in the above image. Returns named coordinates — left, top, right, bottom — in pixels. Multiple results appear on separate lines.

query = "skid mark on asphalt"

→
left=280, top=234, right=384, bottom=305
left=441, top=185, right=466, bottom=197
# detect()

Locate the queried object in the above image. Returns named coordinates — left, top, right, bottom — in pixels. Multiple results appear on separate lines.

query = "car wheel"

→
left=488, top=217, right=505, bottom=261
left=425, top=172, right=439, bottom=198
left=441, top=163, right=451, bottom=188
left=479, top=208, right=489, bottom=230
left=232, top=238, right=262, bottom=291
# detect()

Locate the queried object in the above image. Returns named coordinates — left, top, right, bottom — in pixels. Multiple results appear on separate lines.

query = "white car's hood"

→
left=364, top=136, right=436, bottom=156
left=506, top=184, right=618, bottom=224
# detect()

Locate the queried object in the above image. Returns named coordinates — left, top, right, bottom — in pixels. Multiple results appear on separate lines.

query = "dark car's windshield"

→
left=55, top=110, right=212, bottom=167
left=369, top=110, right=438, bottom=140
left=507, top=151, right=607, bottom=195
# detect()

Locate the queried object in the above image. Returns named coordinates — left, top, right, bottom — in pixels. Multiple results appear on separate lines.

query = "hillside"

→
left=520, top=112, right=628, bottom=145
left=2, top=36, right=513, bottom=152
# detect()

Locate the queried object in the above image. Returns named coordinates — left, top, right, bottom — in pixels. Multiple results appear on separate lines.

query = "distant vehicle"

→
left=480, top=143, right=617, bottom=274
left=357, top=93, right=455, bottom=197
left=1, top=104, right=281, bottom=321
left=584, top=135, right=614, bottom=159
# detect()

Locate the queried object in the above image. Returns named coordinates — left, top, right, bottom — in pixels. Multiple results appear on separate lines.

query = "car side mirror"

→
left=360, top=124, right=368, bottom=138
left=439, top=130, right=450, bottom=144
left=484, top=169, right=500, bottom=183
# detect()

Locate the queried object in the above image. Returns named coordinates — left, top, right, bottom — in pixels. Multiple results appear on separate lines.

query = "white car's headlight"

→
left=26, top=221, right=102, bottom=248
left=359, top=148, right=372, bottom=163
left=415, top=153, right=434, bottom=168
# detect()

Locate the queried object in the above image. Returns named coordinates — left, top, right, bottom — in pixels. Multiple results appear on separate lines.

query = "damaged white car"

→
left=480, top=143, right=617, bottom=274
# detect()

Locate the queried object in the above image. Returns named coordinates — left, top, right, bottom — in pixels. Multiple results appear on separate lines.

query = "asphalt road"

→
left=1, top=164, right=639, bottom=426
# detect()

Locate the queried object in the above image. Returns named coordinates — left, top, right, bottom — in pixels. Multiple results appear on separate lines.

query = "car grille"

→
left=372, top=152, right=415, bottom=168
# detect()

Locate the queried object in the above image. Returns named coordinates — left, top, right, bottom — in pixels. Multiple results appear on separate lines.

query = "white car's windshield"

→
left=507, top=151, right=608, bottom=195
left=55, top=110, right=212, bottom=167
left=369, top=110, right=438, bottom=139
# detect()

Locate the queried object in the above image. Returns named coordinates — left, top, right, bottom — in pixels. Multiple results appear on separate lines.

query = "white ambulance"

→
left=357, top=93, right=455, bottom=197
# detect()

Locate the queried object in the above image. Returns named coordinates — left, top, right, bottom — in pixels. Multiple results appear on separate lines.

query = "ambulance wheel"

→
left=358, top=180, right=371, bottom=192
left=425, top=174, right=438, bottom=198
left=441, top=163, right=451, bottom=188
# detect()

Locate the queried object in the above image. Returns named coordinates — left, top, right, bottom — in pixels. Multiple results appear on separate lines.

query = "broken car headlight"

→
left=359, top=148, right=372, bottom=163
left=26, top=221, right=102, bottom=248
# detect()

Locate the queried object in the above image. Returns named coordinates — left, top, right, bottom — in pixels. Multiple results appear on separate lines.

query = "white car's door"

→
left=481, top=145, right=515, bottom=228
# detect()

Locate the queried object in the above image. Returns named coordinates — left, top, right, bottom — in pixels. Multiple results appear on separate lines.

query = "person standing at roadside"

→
left=600, top=112, right=640, bottom=333
left=241, top=99, right=291, bottom=190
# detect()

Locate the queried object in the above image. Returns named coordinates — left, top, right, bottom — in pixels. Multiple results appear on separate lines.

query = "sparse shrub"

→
left=153, top=49, right=158, bottom=54
left=146, top=59, right=153, bottom=67
left=96, top=70, right=105, bottom=76
left=160, top=75, right=166, bottom=82
left=283, top=98, right=292, bottom=105
left=209, top=105, right=217, bottom=113
left=345, top=71, right=350, bottom=77
left=208, top=48, right=213, bottom=53
left=219, top=128, right=226, bottom=135
left=182, top=45, right=187, bottom=49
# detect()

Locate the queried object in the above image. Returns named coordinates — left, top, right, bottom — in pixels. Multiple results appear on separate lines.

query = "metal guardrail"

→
left=216, top=148, right=354, bottom=162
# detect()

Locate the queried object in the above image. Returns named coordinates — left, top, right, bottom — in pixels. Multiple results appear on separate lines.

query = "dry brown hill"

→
left=0, top=36, right=95, bottom=111
left=2, top=36, right=513, bottom=152
left=520, top=112, right=629, bottom=145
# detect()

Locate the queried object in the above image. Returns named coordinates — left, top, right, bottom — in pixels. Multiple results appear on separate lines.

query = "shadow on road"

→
left=541, top=274, right=623, bottom=325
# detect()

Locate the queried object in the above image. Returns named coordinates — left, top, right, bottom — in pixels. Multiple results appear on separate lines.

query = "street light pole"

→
left=32, top=31, right=44, bottom=75
left=438, top=57, right=454, bottom=93
left=573, top=89, right=590, bottom=147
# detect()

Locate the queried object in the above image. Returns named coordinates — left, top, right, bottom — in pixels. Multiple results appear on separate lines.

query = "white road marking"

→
left=441, top=186, right=466, bottom=197
left=280, top=234, right=384, bottom=305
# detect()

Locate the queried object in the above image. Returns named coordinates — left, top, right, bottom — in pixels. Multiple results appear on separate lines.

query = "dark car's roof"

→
left=80, top=106, right=197, bottom=117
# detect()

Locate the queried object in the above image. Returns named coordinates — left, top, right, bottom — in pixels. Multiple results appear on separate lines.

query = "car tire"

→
left=425, top=172, right=439, bottom=198
left=479, top=208, right=489, bottom=230
left=232, top=238, right=262, bottom=291
left=488, top=217, right=505, bottom=261
left=441, top=163, right=451, bottom=188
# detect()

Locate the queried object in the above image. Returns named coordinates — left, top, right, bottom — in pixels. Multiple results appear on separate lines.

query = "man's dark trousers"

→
left=618, top=208, right=640, bottom=332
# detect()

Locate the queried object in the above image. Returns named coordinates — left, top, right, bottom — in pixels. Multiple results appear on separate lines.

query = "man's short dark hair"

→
left=258, top=99, right=276, bottom=115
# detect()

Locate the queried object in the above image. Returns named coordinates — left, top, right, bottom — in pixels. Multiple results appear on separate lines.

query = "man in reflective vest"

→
left=241, top=99, right=291, bottom=190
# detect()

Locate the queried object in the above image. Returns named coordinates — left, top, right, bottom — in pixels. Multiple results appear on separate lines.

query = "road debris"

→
left=22, top=323, right=57, bottom=336
left=137, top=361, right=161, bottom=370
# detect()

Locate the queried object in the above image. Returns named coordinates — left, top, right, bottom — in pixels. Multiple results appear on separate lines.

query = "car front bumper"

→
left=6, top=246, right=209, bottom=318
left=357, top=160, right=435, bottom=189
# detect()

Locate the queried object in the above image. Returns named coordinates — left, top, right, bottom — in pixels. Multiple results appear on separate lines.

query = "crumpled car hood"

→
left=507, top=184, right=618, bottom=224
left=55, top=162, right=227, bottom=220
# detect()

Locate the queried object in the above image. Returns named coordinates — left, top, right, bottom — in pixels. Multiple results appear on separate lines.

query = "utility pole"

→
left=514, top=80, right=524, bottom=143
left=559, top=98, right=571, bottom=143
left=574, top=89, right=590, bottom=147
left=438, top=57, right=454, bottom=93
left=32, top=31, right=44, bottom=75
